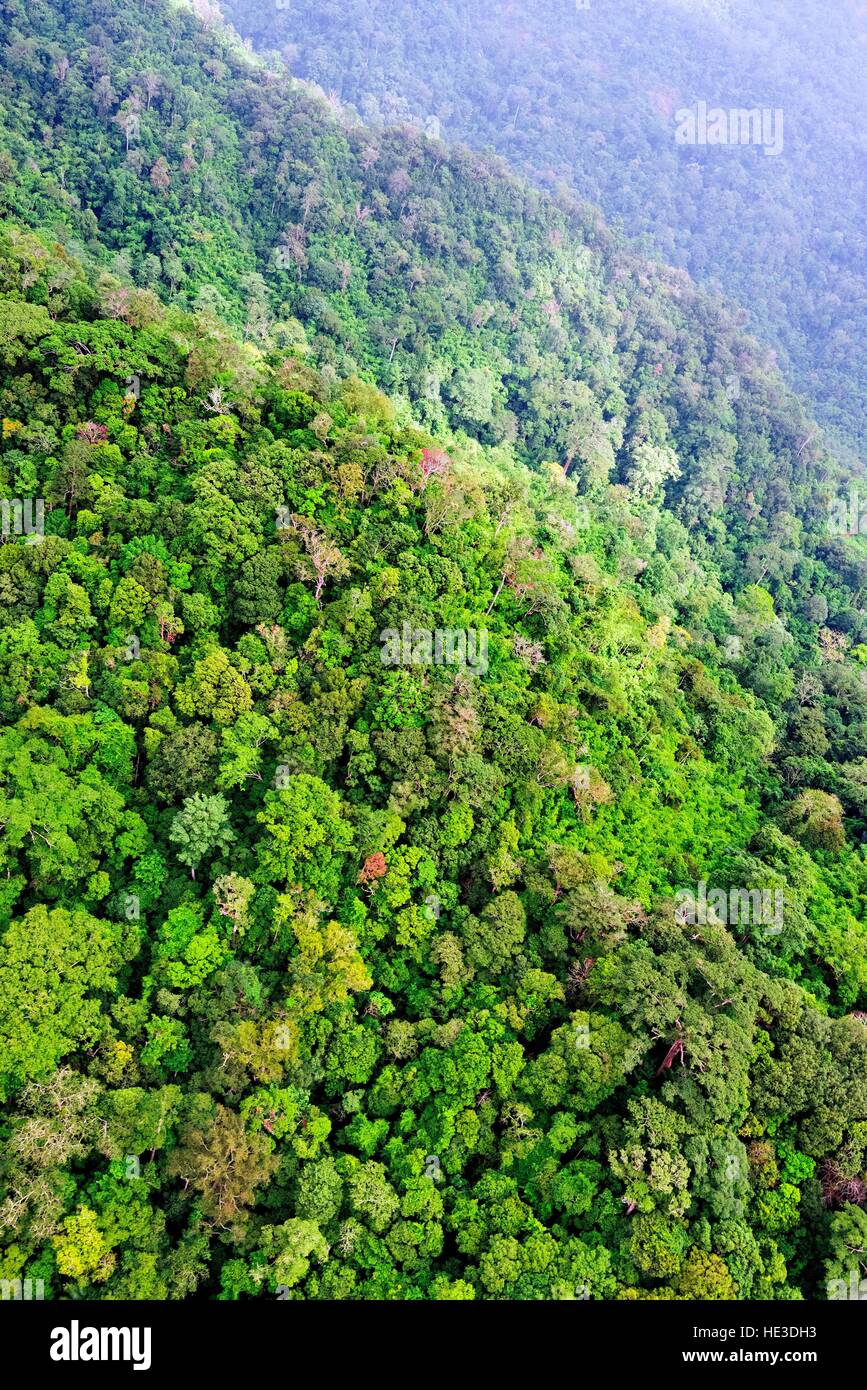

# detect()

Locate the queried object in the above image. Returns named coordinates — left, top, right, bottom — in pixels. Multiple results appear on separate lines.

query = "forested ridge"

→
left=218, top=0, right=867, bottom=456
left=1, top=0, right=867, bottom=1303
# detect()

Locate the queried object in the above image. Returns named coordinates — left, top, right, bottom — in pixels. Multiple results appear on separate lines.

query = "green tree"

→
left=0, top=906, right=137, bottom=1099
left=169, top=794, right=235, bottom=879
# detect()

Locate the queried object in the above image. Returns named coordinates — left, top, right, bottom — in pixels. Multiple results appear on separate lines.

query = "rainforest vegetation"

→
left=220, top=0, right=867, bottom=457
left=1, top=0, right=867, bottom=1302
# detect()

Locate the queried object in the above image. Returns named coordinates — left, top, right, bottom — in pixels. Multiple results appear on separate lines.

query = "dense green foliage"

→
left=220, top=0, right=867, bottom=455
left=1, top=4, right=862, bottom=617
left=1, top=0, right=867, bottom=1303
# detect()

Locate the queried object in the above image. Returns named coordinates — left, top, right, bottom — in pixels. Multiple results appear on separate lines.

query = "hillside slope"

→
left=1, top=229, right=867, bottom=1300
left=219, top=0, right=867, bottom=455
left=3, top=0, right=867, bottom=847
left=2, top=0, right=867, bottom=1303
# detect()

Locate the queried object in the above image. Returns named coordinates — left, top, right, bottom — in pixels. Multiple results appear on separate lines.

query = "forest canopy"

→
left=0, top=0, right=866, bottom=1305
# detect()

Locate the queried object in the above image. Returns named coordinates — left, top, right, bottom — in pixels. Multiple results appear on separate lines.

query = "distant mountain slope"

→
left=219, top=0, right=867, bottom=455
left=0, top=0, right=846, bottom=550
